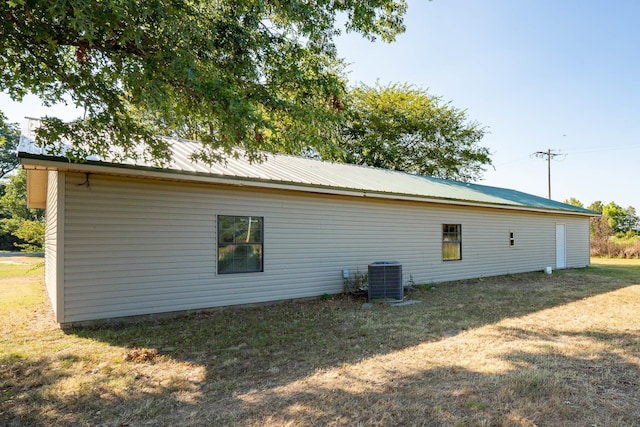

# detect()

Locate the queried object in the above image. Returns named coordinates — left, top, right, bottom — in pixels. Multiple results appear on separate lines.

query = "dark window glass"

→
left=218, top=216, right=263, bottom=274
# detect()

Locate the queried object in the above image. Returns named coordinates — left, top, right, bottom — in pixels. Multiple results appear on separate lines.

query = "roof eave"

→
left=18, top=153, right=599, bottom=217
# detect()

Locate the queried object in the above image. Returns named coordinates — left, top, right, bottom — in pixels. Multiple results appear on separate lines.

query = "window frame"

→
left=442, top=224, right=462, bottom=261
left=217, top=215, right=264, bottom=274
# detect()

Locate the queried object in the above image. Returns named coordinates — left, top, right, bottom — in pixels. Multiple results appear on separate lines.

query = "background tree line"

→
left=565, top=197, right=640, bottom=258
left=0, top=113, right=43, bottom=252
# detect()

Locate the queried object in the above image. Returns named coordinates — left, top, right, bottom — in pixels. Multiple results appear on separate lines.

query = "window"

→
left=218, top=216, right=263, bottom=274
left=509, top=231, right=515, bottom=246
left=442, top=224, right=462, bottom=261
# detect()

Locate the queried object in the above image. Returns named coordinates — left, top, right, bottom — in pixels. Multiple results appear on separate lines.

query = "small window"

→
left=218, top=216, right=263, bottom=274
left=442, top=224, right=462, bottom=261
left=509, top=231, right=515, bottom=246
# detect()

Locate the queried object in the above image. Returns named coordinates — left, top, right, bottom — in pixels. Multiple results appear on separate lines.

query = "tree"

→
left=564, top=197, right=584, bottom=208
left=588, top=199, right=640, bottom=258
left=1, top=0, right=406, bottom=164
left=602, top=202, right=626, bottom=234
left=617, top=205, right=640, bottom=235
left=601, top=201, right=639, bottom=236
left=588, top=200, right=603, bottom=213
left=0, top=112, right=20, bottom=178
left=332, top=83, right=491, bottom=181
left=0, top=168, right=44, bottom=252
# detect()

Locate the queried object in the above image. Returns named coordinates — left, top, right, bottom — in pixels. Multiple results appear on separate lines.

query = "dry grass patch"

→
left=1, top=257, right=639, bottom=426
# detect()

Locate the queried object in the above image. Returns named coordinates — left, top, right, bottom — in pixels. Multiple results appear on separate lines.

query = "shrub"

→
left=1, top=218, right=44, bottom=252
left=343, top=270, right=368, bottom=295
left=13, top=219, right=44, bottom=252
left=591, top=234, right=640, bottom=259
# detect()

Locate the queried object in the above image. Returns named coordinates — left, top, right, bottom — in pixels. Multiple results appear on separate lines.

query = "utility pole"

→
left=532, top=149, right=563, bottom=199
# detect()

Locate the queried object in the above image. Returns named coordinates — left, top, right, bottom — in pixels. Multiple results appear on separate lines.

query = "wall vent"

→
left=368, top=261, right=403, bottom=301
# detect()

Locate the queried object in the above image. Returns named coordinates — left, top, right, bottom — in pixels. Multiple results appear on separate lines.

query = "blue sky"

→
left=334, top=0, right=640, bottom=210
left=2, top=0, right=638, bottom=209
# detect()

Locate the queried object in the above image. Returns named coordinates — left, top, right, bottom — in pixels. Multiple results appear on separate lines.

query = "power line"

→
left=531, top=149, right=565, bottom=199
left=566, top=144, right=640, bottom=155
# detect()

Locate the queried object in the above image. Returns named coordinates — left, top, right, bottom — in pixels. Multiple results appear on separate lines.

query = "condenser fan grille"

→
left=368, top=261, right=403, bottom=301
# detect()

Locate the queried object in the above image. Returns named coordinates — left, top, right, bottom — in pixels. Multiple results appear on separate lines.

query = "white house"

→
left=18, top=119, right=597, bottom=325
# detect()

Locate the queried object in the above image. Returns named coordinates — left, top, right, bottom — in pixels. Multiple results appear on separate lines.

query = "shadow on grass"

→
left=2, top=263, right=639, bottom=426
left=1, top=351, right=199, bottom=426
left=216, top=328, right=640, bottom=426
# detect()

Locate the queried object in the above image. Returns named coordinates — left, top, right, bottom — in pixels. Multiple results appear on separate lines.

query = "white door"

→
left=556, top=224, right=566, bottom=269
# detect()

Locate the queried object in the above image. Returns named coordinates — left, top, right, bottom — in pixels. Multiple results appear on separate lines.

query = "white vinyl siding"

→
left=60, top=173, right=591, bottom=323
left=44, top=171, right=64, bottom=322
left=566, top=218, right=591, bottom=268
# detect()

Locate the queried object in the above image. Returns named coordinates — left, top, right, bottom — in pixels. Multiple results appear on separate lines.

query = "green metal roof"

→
left=18, top=118, right=597, bottom=216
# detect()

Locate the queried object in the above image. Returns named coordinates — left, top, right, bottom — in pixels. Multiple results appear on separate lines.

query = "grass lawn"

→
left=1, top=256, right=639, bottom=426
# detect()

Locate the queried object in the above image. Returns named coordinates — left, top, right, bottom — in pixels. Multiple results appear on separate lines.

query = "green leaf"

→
left=1, top=0, right=407, bottom=163
left=330, top=83, right=491, bottom=182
